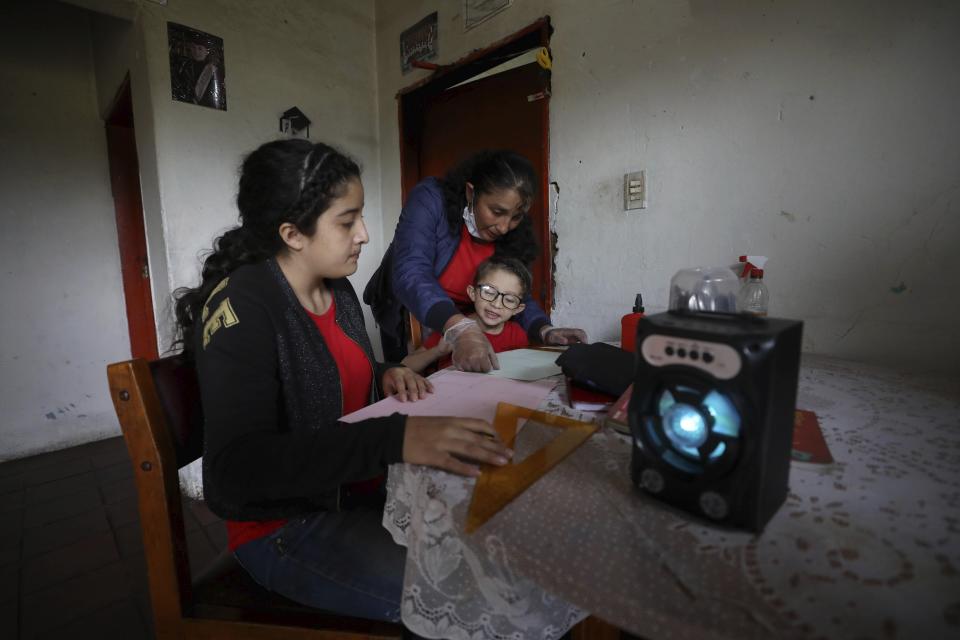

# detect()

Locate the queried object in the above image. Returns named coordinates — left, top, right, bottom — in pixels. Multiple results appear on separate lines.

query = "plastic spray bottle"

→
left=620, top=294, right=645, bottom=352
left=736, top=255, right=768, bottom=282
left=735, top=256, right=769, bottom=315
left=737, top=268, right=769, bottom=316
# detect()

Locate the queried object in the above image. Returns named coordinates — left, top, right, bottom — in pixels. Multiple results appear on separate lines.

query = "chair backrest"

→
left=407, top=311, right=424, bottom=351
left=107, top=356, right=199, bottom=635
left=150, top=355, right=205, bottom=466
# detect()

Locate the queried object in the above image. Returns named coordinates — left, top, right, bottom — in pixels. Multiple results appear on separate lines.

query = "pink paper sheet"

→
left=340, top=369, right=557, bottom=424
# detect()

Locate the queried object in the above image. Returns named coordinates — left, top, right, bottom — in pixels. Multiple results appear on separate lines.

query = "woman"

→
left=174, top=139, right=511, bottom=623
left=365, top=150, right=587, bottom=371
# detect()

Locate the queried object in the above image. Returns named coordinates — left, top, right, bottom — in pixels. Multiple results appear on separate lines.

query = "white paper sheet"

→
left=484, top=348, right=563, bottom=381
left=340, top=369, right=556, bottom=424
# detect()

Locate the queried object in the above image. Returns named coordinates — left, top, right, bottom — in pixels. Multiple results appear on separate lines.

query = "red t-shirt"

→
left=437, top=225, right=496, bottom=309
left=423, top=320, right=529, bottom=370
left=226, top=296, right=374, bottom=551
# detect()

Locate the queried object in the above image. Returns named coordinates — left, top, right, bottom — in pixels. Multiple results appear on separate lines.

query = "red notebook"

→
left=604, top=384, right=633, bottom=435
left=566, top=377, right=617, bottom=411
left=791, top=409, right=833, bottom=463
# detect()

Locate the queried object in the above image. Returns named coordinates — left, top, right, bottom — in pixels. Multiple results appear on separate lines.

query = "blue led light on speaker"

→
left=703, top=390, right=741, bottom=437
left=663, top=403, right=707, bottom=449
left=650, top=386, right=742, bottom=471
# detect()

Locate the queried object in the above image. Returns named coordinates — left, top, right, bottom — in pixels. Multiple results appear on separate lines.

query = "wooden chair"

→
left=407, top=311, right=424, bottom=352
left=107, top=355, right=404, bottom=639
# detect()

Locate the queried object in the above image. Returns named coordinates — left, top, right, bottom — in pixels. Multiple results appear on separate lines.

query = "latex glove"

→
left=444, top=318, right=500, bottom=372
left=540, top=325, right=588, bottom=346
left=382, top=366, right=434, bottom=402
left=434, top=336, right=453, bottom=357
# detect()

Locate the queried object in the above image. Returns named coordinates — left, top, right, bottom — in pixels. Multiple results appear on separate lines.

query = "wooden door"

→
left=106, top=80, right=158, bottom=360
left=402, top=59, right=552, bottom=314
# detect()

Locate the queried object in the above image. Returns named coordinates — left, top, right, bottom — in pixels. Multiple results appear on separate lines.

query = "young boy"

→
left=403, top=256, right=531, bottom=373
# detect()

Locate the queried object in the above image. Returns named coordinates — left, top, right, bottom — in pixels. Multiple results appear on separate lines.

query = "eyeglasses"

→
left=476, top=284, right=522, bottom=309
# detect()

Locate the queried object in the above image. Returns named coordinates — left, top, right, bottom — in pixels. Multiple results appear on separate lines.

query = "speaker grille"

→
left=643, top=381, right=742, bottom=475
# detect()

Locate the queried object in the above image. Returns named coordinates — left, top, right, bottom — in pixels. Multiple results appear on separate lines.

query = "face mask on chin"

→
left=462, top=205, right=486, bottom=240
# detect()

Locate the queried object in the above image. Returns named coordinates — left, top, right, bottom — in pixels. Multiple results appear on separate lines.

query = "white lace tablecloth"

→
left=383, top=355, right=960, bottom=640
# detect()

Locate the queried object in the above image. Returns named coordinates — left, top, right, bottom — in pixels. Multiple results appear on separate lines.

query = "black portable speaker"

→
left=629, top=311, right=803, bottom=532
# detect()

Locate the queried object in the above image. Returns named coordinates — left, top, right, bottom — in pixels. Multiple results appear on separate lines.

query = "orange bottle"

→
left=620, top=294, right=645, bottom=352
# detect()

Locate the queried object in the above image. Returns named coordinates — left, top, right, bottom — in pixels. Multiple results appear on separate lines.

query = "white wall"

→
left=1, top=0, right=385, bottom=460
left=130, top=0, right=384, bottom=354
left=74, top=0, right=384, bottom=355
left=374, top=0, right=960, bottom=374
left=0, top=1, right=130, bottom=461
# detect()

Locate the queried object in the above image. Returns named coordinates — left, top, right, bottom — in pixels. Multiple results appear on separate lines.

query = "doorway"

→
left=398, top=18, right=553, bottom=314
left=105, top=77, right=158, bottom=360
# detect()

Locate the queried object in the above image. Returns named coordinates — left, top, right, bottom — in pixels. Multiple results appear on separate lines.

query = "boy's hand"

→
left=435, top=338, right=453, bottom=356
left=403, top=416, right=513, bottom=477
left=541, top=326, right=588, bottom=345
left=382, top=366, right=433, bottom=402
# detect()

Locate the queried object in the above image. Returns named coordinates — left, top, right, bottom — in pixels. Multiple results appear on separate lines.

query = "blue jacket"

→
left=365, top=178, right=550, bottom=341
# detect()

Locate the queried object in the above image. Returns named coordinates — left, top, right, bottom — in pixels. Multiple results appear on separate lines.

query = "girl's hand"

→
left=403, top=416, right=513, bottom=477
left=382, top=366, right=433, bottom=402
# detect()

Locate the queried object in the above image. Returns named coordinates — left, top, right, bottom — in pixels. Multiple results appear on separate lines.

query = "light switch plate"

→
left=624, top=171, right=646, bottom=211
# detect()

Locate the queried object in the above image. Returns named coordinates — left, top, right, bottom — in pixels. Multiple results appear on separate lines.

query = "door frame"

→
left=106, top=74, right=159, bottom=360
left=397, top=17, right=553, bottom=312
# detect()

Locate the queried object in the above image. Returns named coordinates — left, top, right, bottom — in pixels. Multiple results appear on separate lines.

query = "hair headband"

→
left=299, top=148, right=332, bottom=193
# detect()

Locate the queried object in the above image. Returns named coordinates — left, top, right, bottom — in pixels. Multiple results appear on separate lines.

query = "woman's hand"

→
left=444, top=318, right=499, bottom=372
left=403, top=416, right=513, bottom=477
left=540, top=325, right=588, bottom=346
left=382, top=366, right=433, bottom=402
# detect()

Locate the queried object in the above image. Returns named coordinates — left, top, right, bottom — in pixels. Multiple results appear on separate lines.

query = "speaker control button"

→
left=689, top=350, right=699, bottom=360
left=640, top=469, right=665, bottom=494
left=699, top=491, right=729, bottom=520
left=640, top=335, right=741, bottom=380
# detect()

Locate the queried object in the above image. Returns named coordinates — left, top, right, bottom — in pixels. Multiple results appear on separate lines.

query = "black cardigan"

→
left=196, top=259, right=406, bottom=521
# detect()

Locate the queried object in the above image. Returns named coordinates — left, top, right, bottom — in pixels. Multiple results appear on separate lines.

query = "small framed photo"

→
left=400, top=12, right=438, bottom=74
left=168, top=22, right=226, bottom=110
left=465, top=0, right=512, bottom=31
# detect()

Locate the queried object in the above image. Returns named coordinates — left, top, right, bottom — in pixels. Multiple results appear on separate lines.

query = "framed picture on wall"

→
left=167, top=22, right=226, bottom=110
left=400, top=12, right=438, bottom=74
left=465, top=0, right=512, bottom=31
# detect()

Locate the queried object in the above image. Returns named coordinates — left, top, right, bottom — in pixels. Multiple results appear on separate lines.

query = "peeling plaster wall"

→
left=0, top=1, right=129, bottom=461
left=374, top=0, right=960, bottom=374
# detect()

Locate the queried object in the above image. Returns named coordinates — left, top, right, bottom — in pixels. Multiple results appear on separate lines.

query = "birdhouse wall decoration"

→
left=279, top=107, right=311, bottom=138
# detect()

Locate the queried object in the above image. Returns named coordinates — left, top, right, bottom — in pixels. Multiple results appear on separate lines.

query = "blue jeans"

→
left=234, top=505, right=406, bottom=622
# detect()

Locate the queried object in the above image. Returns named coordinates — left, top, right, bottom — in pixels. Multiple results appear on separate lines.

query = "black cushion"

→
left=150, top=355, right=205, bottom=468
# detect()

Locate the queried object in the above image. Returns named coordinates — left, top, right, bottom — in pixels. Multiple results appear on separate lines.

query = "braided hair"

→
left=439, top=150, right=539, bottom=265
left=172, top=139, right=360, bottom=352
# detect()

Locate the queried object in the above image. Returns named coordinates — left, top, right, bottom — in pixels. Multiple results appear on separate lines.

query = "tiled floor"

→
left=0, top=436, right=225, bottom=639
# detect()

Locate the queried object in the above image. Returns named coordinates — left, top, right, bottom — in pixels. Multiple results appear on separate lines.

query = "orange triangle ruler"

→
left=465, top=402, right=598, bottom=533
